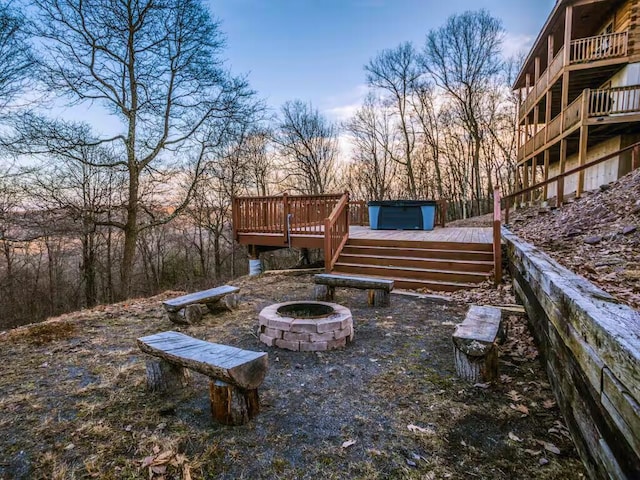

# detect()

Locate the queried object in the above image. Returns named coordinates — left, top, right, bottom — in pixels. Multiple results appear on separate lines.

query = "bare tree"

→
left=345, top=94, right=397, bottom=200
left=365, top=42, right=421, bottom=198
left=0, top=1, right=33, bottom=110
left=422, top=10, right=504, bottom=214
left=28, top=0, right=256, bottom=298
left=274, top=100, right=338, bottom=195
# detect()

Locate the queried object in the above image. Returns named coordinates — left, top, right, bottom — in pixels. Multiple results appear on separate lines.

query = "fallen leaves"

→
left=510, top=403, right=530, bottom=416
left=508, top=432, right=523, bottom=442
left=507, top=390, right=523, bottom=402
left=140, top=449, right=191, bottom=480
left=407, top=423, right=436, bottom=435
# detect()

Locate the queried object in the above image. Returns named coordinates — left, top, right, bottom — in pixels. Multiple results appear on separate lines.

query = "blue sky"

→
left=212, top=0, right=556, bottom=120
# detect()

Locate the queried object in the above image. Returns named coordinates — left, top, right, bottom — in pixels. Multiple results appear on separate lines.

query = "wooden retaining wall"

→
left=502, top=228, right=640, bottom=479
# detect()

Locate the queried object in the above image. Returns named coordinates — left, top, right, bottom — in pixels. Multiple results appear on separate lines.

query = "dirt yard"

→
left=0, top=273, right=585, bottom=480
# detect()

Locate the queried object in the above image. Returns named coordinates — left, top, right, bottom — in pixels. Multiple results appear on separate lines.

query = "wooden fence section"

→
left=503, top=229, right=640, bottom=479
left=504, top=141, right=640, bottom=223
left=324, top=194, right=350, bottom=272
left=570, top=31, right=628, bottom=64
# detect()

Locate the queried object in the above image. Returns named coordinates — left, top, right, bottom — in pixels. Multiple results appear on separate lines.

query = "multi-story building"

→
left=514, top=0, right=640, bottom=202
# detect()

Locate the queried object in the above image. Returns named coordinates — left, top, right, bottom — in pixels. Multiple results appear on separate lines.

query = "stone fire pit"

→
left=258, top=301, right=353, bottom=352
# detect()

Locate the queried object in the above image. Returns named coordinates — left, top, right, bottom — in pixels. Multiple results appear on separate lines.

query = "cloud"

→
left=322, top=83, right=369, bottom=123
left=502, top=32, right=534, bottom=60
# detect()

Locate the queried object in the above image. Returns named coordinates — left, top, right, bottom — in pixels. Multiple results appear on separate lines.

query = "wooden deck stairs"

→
left=331, top=237, right=494, bottom=291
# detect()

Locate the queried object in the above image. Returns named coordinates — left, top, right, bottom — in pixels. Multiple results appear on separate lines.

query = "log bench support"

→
left=162, top=285, right=240, bottom=325
left=452, top=305, right=502, bottom=383
left=314, top=274, right=394, bottom=307
left=137, top=331, right=268, bottom=425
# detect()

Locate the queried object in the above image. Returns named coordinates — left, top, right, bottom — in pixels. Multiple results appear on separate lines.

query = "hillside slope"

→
left=508, top=167, right=640, bottom=310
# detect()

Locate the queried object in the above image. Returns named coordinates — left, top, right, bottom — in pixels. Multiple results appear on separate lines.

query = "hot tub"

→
left=368, top=200, right=437, bottom=230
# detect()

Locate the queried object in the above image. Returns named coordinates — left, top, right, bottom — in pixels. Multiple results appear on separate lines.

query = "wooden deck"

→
left=348, top=226, right=492, bottom=244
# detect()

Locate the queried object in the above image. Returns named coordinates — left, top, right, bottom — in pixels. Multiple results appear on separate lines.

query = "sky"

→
left=211, top=0, right=557, bottom=122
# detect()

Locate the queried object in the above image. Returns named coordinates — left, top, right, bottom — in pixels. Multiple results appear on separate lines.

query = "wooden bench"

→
left=137, top=331, right=268, bottom=425
left=162, top=285, right=239, bottom=324
left=314, top=273, right=394, bottom=307
left=452, top=305, right=503, bottom=382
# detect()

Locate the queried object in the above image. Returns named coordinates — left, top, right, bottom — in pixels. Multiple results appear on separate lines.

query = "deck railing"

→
left=589, top=85, right=640, bottom=116
left=349, top=201, right=369, bottom=226
left=504, top=141, right=640, bottom=223
left=324, top=194, right=350, bottom=272
left=570, top=31, right=628, bottom=64
left=232, top=193, right=343, bottom=243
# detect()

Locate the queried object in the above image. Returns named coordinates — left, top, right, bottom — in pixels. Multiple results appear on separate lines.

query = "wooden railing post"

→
left=231, top=197, right=238, bottom=242
left=324, top=217, right=331, bottom=273
left=493, top=186, right=502, bottom=286
left=282, top=193, right=289, bottom=244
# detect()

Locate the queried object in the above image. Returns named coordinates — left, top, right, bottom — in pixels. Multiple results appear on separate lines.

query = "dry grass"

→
left=0, top=274, right=585, bottom=479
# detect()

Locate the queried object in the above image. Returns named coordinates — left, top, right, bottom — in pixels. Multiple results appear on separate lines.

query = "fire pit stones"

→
left=259, top=301, right=353, bottom=352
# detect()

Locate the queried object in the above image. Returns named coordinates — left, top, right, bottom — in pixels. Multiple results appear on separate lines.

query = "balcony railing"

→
left=517, top=85, right=640, bottom=162
left=589, top=85, right=640, bottom=116
left=519, top=47, right=565, bottom=119
left=570, top=31, right=628, bottom=64
left=519, top=31, right=629, bottom=120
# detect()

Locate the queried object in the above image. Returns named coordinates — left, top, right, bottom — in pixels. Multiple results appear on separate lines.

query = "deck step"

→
left=326, top=271, right=479, bottom=292
left=341, top=245, right=493, bottom=262
left=346, top=237, right=493, bottom=252
left=333, top=262, right=489, bottom=284
left=338, top=253, right=494, bottom=273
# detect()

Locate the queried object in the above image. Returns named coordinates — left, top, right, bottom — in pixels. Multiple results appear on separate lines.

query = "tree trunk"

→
left=145, top=360, right=191, bottom=392
left=120, top=164, right=139, bottom=300
left=453, top=343, right=498, bottom=383
left=209, top=380, right=260, bottom=426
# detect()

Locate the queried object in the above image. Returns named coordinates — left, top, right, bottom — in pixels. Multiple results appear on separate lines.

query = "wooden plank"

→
left=601, top=367, right=640, bottom=458
left=137, top=331, right=267, bottom=390
left=163, top=285, right=239, bottom=312
left=314, top=273, right=394, bottom=291
left=453, top=305, right=501, bottom=355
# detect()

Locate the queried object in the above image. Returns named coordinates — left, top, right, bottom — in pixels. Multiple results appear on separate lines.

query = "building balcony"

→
left=517, top=84, right=640, bottom=163
left=518, top=31, right=629, bottom=120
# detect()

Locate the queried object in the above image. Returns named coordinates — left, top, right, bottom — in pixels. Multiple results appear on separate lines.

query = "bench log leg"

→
left=166, top=305, right=202, bottom=325
left=145, top=360, right=191, bottom=392
left=206, top=294, right=240, bottom=313
left=453, top=345, right=498, bottom=383
left=209, top=380, right=260, bottom=426
left=368, top=289, right=390, bottom=307
left=314, top=285, right=334, bottom=301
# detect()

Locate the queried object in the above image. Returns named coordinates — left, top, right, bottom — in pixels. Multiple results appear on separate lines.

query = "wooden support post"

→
left=523, top=162, right=529, bottom=206
left=145, top=360, right=191, bottom=392
left=531, top=156, right=538, bottom=203
left=633, top=145, right=640, bottom=171
left=558, top=139, right=567, bottom=206
left=493, top=186, right=502, bottom=286
left=493, top=187, right=502, bottom=285
left=210, top=380, right=260, bottom=426
left=577, top=124, right=589, bottom=198
left=564, top=5, right=573, bottom=66
left=543, top=150, right=550, bottom=201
